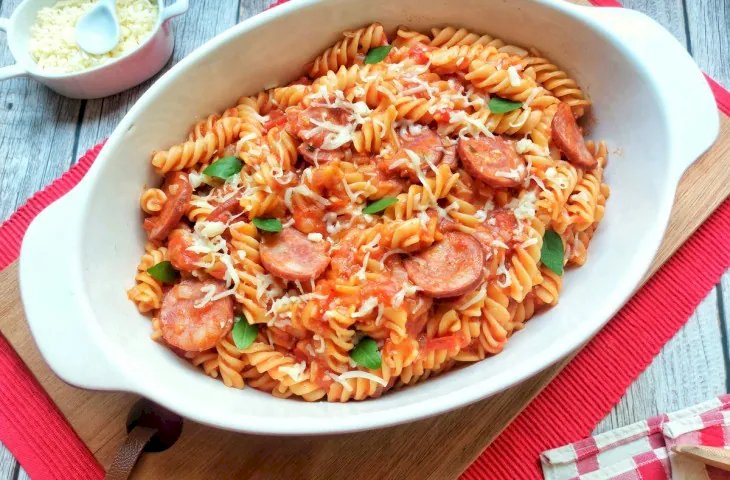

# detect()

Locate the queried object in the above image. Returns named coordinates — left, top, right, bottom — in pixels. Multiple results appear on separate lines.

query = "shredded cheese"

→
left=279, top=361, right=307, bottom=382
left=352, top=297, right=379, bottom=318
left=330, top=370, right=388, bottom=389
left=507, top=66, right=521, bottom=87
left=29, top=0, right=158, bottom=74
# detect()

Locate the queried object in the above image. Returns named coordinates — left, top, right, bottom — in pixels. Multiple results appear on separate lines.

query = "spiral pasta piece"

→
left=352, top=105, right=397, bottom=153
left=308, top=23, right=387, bottom=78
left=151, top=132, right=218, bottom=173
left=244, top=342, right=327, bottom=401
left=465, top=59, right=539, bottom=102
left=139, top=188, right=167, bottom=214
left=521, top=54, right=590, bottom=117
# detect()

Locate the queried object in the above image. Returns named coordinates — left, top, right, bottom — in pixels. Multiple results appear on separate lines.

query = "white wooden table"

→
left=0, top=0, right=728, bottom=478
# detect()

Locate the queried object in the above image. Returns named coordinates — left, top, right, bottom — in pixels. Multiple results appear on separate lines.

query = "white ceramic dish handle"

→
left=0, top=17, right=27, bottom=80
left=20, top=189, right=132, bottom=392
left=160, top=0, right=189, bottom=22
left=579, top=5, right=719, bottom=183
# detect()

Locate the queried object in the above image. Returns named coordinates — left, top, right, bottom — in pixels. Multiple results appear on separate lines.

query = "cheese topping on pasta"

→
left=128, top=22, right=609, bottom=402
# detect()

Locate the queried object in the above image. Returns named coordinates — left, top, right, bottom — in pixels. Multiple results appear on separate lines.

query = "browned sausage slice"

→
left=457, top=136, right=526, bottom=188
left=260, top=227, right=331, bottom=281
left=144, top=172, right=192, bottom=242
left=404, top=231, right=485, bottom=298
left=551, top=102, right=597, bottom=169
left=386, top=127, right=444, bottom=180
left=206, top=192, right=242, bottom=223
left=441, top=143, right=457, bottom=169
left=286, top=106, right=351, bottom=149
left=160, top=279, right=234, bottom=352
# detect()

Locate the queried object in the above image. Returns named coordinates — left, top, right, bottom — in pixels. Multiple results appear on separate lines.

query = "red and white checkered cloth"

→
left=541, top=394, right=730, bottom=479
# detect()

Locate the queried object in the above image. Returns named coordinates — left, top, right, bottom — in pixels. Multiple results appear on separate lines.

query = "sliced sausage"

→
left=286, top=106, right=351, bottom=149
left=441, top=143, right=457, bottom=169
left=168, top=228, right=203, bottom=272
left=262, top=109, right=287, bottom=134
left=144, top=172, right=192, bottom=242
left=160, top=279, right=234, bottom=352
left=297, top=142, right=346, bottom=165
left=207, top=192, right=242, bottom=223
left=551, top=102, right=597, bottom=169
left=386, top=127, right=444, bottom=180
left=457, top=136, right=526, bottom=188
left=260, top=227, right=331, bottom=281
left=472, top=209, right=519, bottom=250
left=404, top=231, right=485, bottom=298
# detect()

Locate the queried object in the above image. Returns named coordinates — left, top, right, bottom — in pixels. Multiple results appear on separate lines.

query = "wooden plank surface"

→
left=594, top=290, right=726, bottom=433
left=0, top=0, right=728, bottom=478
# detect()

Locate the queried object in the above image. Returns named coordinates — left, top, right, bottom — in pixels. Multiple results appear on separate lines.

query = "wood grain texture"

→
left=720, top=271, right=730, bottom=390
left=593, top=289, right=726, bottom=434
left=0, top=447, right=17, bottom=480
left=622, top=0, right=688, bottom=45
left=0, top=0, right=83, bottom=223
left=239, top=0, right=271, bottom=21
left=685, top=0, right=730, bottom=89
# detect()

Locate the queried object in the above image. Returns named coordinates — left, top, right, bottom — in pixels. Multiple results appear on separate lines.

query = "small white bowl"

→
left=0, top=0, right=188, bottom=99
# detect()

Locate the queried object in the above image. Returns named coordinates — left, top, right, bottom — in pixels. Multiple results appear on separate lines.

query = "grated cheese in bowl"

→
left=29, top=0, right=159, bottom=74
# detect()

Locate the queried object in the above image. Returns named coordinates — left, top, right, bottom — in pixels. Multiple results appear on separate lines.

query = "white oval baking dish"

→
left=19, top=0, right=718, bottom=435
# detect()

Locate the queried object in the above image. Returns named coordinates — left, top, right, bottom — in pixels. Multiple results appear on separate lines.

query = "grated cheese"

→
left=279, top=361, right=307, bottom=382
left=507, top=66, right=521, bottom=87
left=507, top=191, right=538, bottom=221
left=330, top=370, right=388, bottom=390
left=29, top=0, right=158, bottom=74
left=456, top=282, right=487, bottom=310
left=354, top=251, right=371, bottom=282
left=392, top=284, right=420, bottom=308
left=361, top=233, right=381, bottom=252
left=352, top=297, right=379, bottom=318
left=521, top=237, right=539, bottom=248
left=496, top=256, right=512, bottom=288
left=284, top=183, right=331, bottom=212
left=198, top=221, right=227, bottom=238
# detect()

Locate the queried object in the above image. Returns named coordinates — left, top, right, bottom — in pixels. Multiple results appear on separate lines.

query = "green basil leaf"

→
left=364, top=45, right=393, bottom=64
left=252, top=217, right=283, bottom=233
left=362, top=197, right=398, bottom=215
left=350, top=337, right=382, bottom=369
left=202, top=156, right=242, bottom=179
left=232, top=316, right=258, bottom=350
left=541, top=230, right=564, bottom=275
left=146, top=261, right=179, bottom=284
left=488, top=97, right=523, bottom=114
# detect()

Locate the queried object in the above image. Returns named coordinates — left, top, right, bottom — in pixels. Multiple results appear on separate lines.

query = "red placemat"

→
left=0, top=2, right=728, bottom=479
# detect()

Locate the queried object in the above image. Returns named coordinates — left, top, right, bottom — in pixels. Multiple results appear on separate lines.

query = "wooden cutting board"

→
left=1, top=9, right=730, bottom=480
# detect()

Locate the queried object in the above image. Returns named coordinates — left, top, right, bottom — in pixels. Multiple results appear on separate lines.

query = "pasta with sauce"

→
left=128, top=23, right=610, bottom=402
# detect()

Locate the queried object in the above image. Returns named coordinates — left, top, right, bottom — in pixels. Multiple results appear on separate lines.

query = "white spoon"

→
left=75, top=0, right=120, bottom=55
